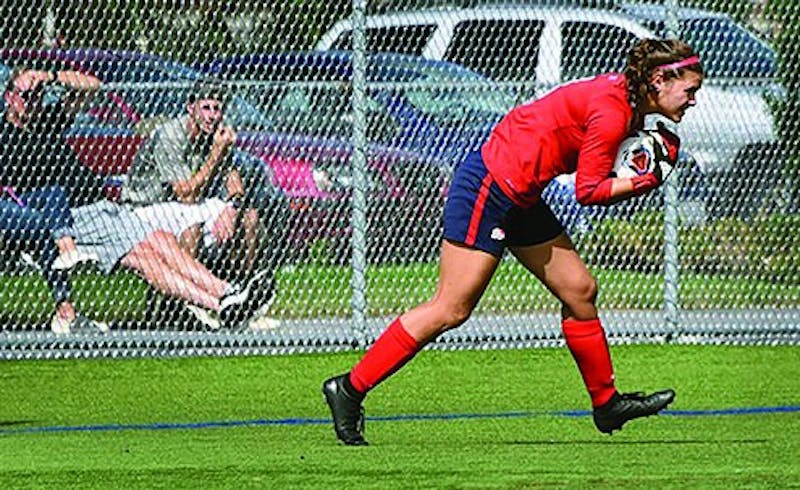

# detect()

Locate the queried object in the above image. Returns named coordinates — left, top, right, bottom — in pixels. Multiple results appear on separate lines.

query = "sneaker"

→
left=219, top=284, right=260, bottom=329
left=593, top=389, right=676, bottom=434
left=247, top=268, right=273, bottom=288
left=50, top=313, right=110, bottom=335
left=220, top=283, right=250, bottom=310
left=322, top=374, right=368, bottom=446
left=19, top=252, right=42, bottom=272
left=52, top=249, right=99, bottom=270
left=184, top=304, right=221, bottom=330
left=247, top=314, right=282, bottom=331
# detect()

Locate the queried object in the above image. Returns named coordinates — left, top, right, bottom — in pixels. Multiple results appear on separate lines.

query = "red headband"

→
left=656, top=55, right=701, bottom=72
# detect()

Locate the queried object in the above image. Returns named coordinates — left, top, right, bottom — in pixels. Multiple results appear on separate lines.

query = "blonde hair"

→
left=624, top=38, right=703, bottom=121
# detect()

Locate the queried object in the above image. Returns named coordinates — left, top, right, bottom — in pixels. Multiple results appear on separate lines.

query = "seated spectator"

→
left=1, top=67, right=107, bottom=333
left=122, top=81, right=274, bottom=296
left=69, top=199, right=269, bottom=330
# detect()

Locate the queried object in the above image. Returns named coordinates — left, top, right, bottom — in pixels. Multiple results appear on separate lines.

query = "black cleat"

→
left=322, top=374, right=368, bottom=446
left=593, top=389, right=675, bottom=434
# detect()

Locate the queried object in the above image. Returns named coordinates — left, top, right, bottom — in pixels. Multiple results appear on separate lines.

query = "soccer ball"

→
left=612, top=130, right=672, bottom=179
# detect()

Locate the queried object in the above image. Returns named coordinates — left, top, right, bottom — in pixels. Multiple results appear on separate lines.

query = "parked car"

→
left=196, top=50, right=517, bottom=262
left=316, top=3, right=782, bottom=220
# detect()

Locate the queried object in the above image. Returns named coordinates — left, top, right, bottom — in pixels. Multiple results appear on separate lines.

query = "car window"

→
left=681, top=18, right=775, bottom=79
left=403, top=70, right=513, bottom=124
left=73, top=87, right=186, bottom=134
left=561, top=22, right=638, bottom=81
left=638, top=17, right=775, bottom=79
left=266, top=84, right=400, bottom=144
left=443, top=19, right=544, bottom=82
left=224, top=95, right=275, bottom=131
left=330, top=25, right=437, bottom=56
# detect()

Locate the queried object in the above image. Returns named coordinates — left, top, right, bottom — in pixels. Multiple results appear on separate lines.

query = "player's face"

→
left=188, top=98, right=224, bottom=135
left=654, top=71, right=703, bottom=122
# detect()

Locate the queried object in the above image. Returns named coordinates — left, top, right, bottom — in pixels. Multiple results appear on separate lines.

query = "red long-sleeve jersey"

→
left=481, top=73, right=633, bottom=207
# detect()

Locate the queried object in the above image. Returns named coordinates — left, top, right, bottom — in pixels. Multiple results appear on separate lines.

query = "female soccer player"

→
left=323, top=38, right=703, bottom=445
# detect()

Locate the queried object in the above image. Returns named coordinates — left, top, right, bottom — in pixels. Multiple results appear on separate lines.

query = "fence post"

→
left=350, top=0, right=368, bottom=347
left=663, top=0, right=681, bottom=337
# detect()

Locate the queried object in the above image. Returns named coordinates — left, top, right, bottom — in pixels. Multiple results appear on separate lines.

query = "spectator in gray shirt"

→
left=122, top=81, right=274, bottom=324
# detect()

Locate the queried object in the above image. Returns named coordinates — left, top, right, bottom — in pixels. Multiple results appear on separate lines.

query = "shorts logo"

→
left=490, top=227, right=506, bottom=241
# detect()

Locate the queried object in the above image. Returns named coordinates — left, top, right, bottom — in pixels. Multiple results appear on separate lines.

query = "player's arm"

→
left=171, top=125, right=236, bottom=203
left=54, top=69, right=102, bottom=117
left=574, top=98, right=660, bottom=205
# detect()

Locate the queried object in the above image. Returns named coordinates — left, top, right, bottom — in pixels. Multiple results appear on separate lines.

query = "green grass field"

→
left=1, top=345, right=798, bottom=488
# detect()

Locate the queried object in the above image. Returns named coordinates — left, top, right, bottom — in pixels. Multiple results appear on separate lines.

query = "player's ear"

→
left=649, top=70, right=664, bottom=93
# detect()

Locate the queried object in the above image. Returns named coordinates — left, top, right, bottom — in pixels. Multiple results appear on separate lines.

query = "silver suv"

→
left=317, top=4, right=781, bottom=216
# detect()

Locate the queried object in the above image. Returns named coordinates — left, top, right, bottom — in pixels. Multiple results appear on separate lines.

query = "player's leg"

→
left=354, top=239, right=500, bottom=388
left=511, top=232, right=674, bottom=434
left=511, top=232, right=613, bottom=401
left=120, top=231, right=221, bottom=311
left=323, top=239, right=500, bottom=445
left=146, top=230, right=229, bottom=299
left=323, top=150, right=506, bottom=445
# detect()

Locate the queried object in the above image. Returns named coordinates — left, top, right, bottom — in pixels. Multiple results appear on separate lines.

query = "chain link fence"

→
left=1, top=0, right=798, bottom=359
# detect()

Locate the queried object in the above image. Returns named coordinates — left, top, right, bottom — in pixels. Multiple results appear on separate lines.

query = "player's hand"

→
left=226, top=170, right=245, bottom=200
left=649, top=123, right=681, bottom=184
left=211, top=206, right=238, bottom=243
left=213, top=125, right=236, bottom=153
left=656, top=121, right=680, bottom=165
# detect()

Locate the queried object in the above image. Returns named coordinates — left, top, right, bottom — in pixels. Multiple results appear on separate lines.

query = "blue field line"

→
left=1, top=405, right=798, bottom=436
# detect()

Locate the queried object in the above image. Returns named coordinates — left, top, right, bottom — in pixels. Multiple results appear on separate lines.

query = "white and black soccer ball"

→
left=612, top=130, right=674, bottom=180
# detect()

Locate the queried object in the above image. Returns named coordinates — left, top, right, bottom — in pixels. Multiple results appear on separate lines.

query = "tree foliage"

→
left=44, top=1, right=349, bottom=61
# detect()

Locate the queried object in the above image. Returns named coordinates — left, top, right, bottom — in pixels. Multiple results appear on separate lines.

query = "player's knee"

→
left=564, top=276, right=598, bottom=310
left=149, top=230, right=173, bottom=243
left=443, top=304, right=473, bottom=330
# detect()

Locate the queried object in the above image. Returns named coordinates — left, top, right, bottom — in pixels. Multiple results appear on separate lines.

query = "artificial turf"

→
left=1, top=344, right=798, bottom=488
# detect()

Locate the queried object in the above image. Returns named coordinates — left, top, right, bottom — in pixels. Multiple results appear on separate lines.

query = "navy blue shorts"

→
left=443, top=151, right=564, bottom=257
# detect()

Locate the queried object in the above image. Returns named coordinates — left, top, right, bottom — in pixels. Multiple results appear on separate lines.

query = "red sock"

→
left=349, top=317, right=421, bottom=394
left=562, top=318, right=617, bottom=407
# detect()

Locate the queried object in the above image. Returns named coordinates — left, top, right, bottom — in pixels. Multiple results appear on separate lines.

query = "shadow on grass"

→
left=0, top=420, right=36, bottom=427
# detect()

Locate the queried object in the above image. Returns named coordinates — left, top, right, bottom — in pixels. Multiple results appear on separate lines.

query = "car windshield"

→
left=683, top=17, right=775, bottom=79
left=257, top=58, right=512, bottom=143
left=402, top=70, right=514, bottom=122
left=646, top=17, right=776, bottom=79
